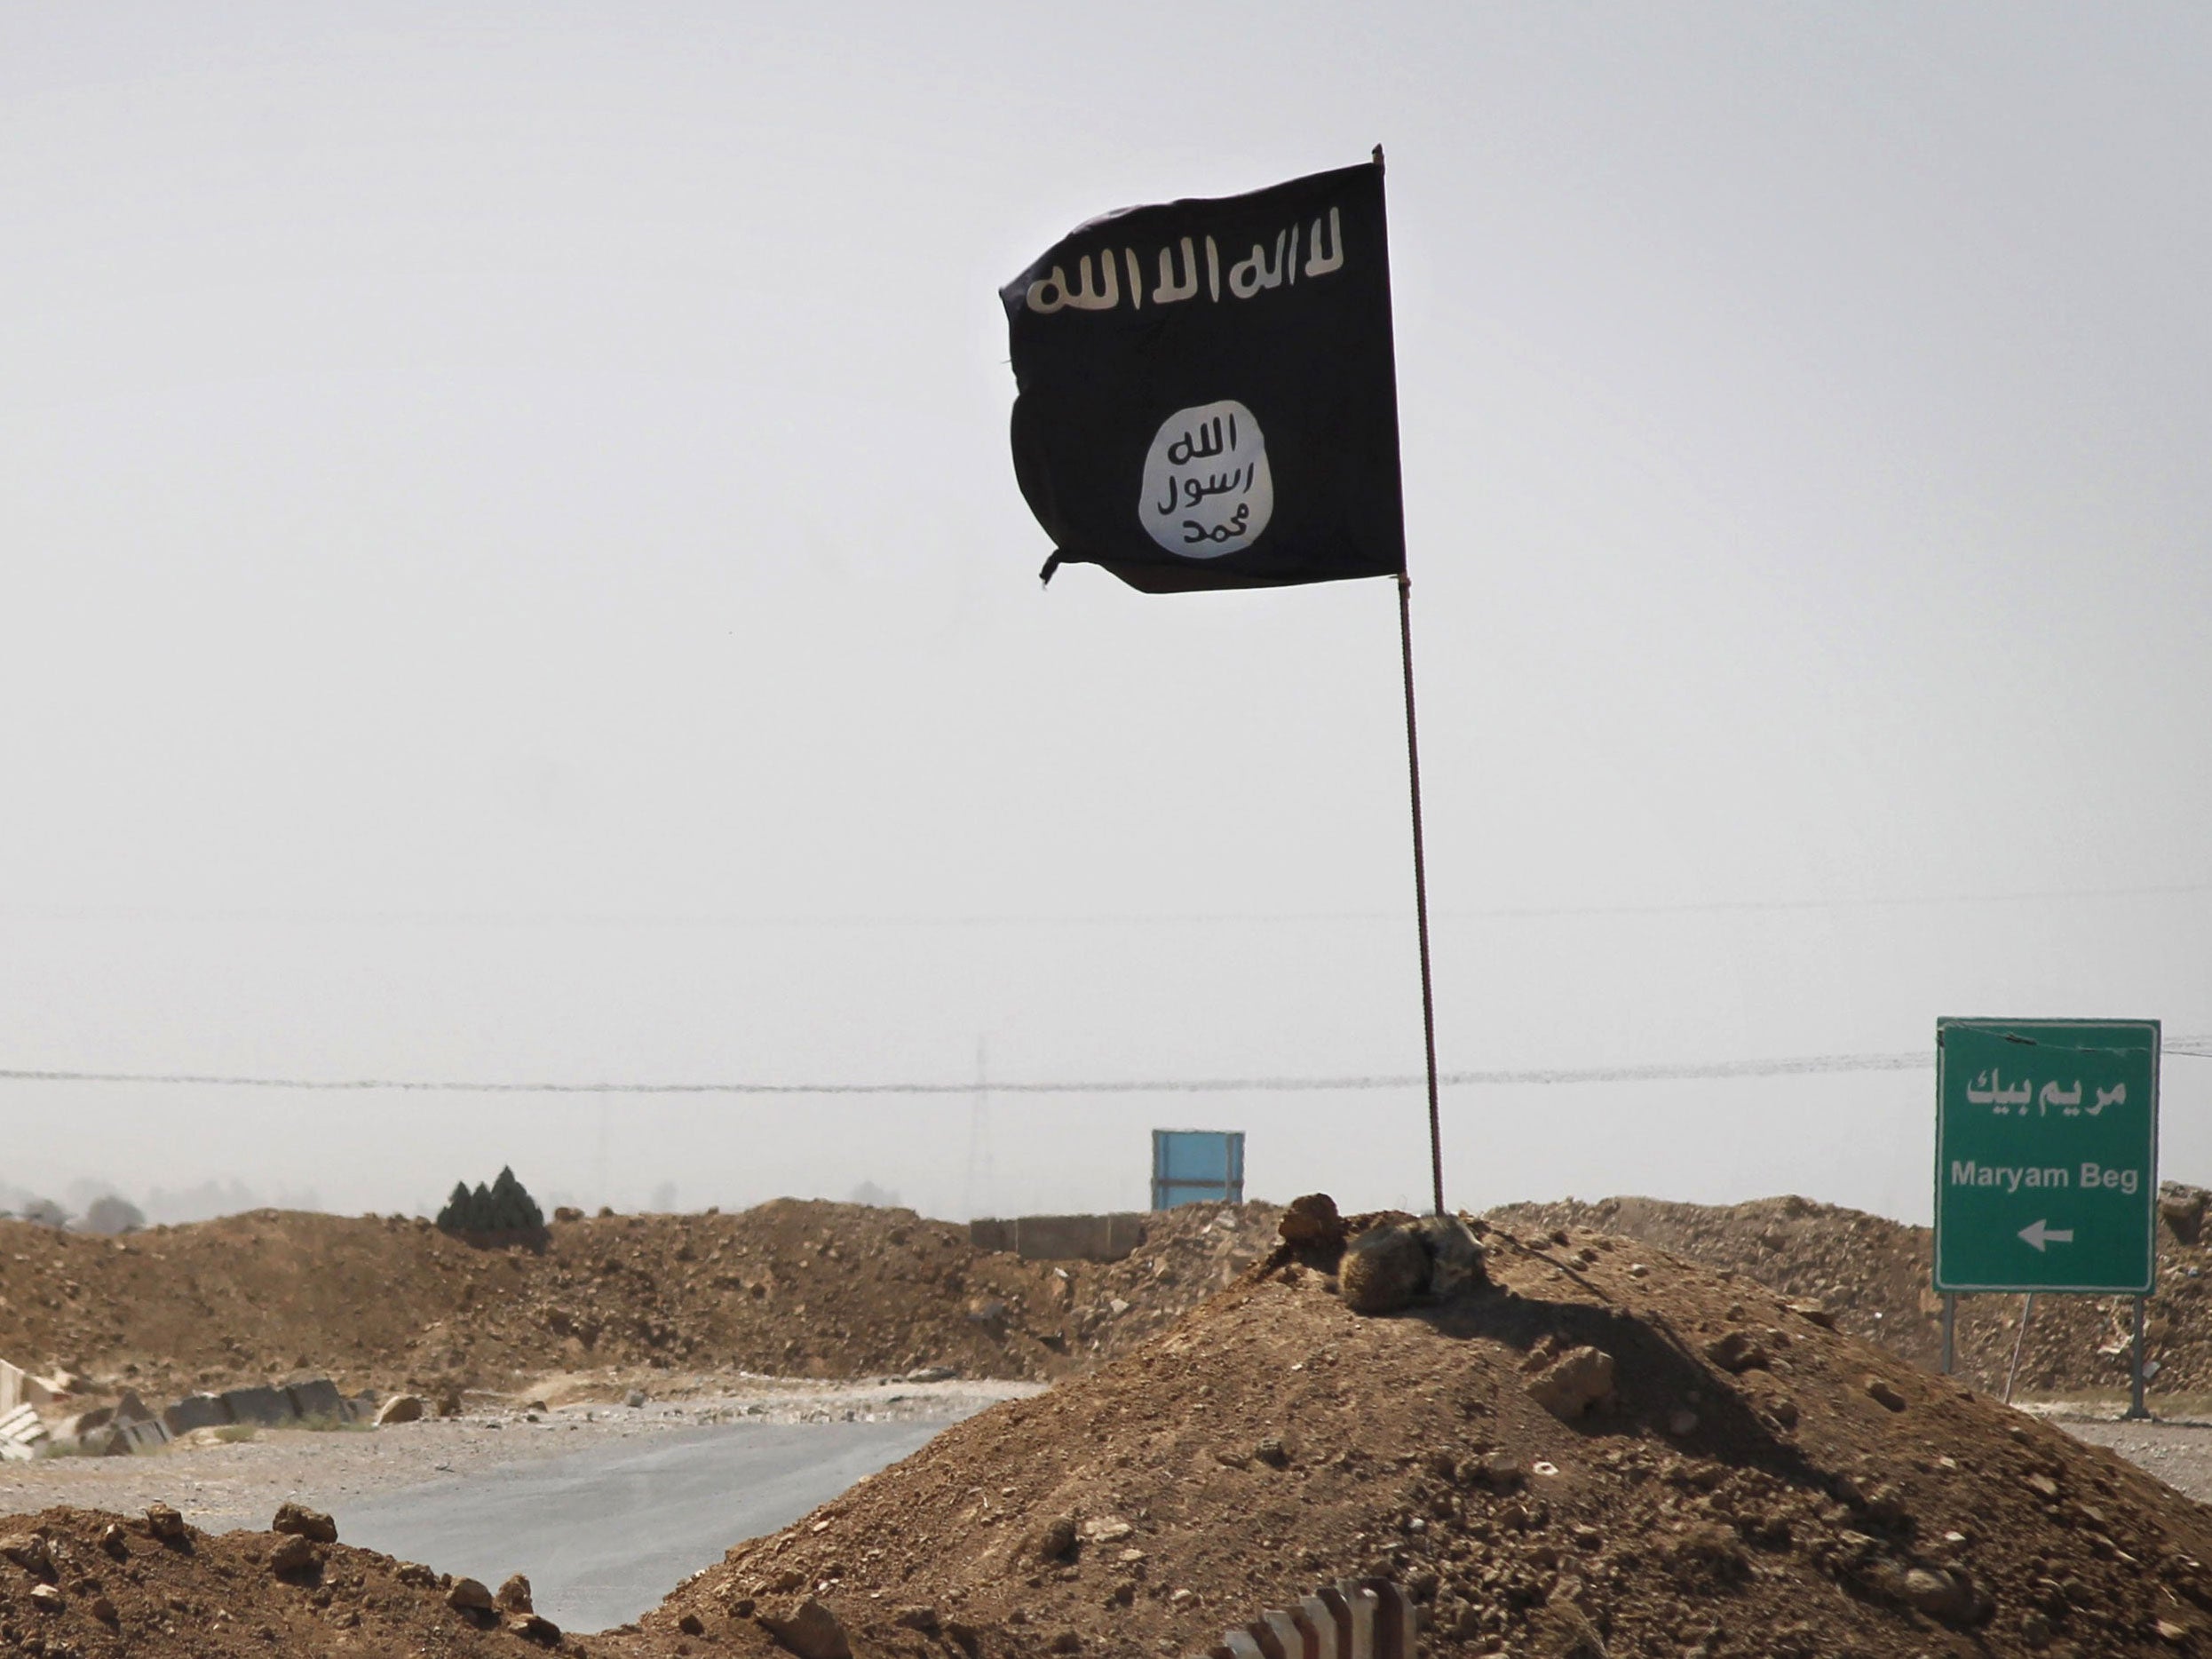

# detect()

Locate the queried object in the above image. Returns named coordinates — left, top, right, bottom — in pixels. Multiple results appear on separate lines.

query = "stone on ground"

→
left=1339, top=1222, right=1429, bottom=1314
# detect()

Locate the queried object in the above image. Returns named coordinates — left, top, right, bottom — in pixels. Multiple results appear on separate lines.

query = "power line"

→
left=0, top=1052, right=1949, bottom=1095
left=2, top=879, right=2207, bottom=932
left=1469, top=881, right=2212, bottom=920
left=5, top=1042, right=2206, bottom=1098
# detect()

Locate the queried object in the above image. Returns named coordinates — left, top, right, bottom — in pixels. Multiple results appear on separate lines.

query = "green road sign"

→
left=1934, top=1018, right=2160, bottom=1294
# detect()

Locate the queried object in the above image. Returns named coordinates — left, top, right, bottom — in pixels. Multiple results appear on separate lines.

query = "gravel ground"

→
left=2042, top=1409, right=2212, bottom=1506
left=0, top=1374, right=1040, bottom=1534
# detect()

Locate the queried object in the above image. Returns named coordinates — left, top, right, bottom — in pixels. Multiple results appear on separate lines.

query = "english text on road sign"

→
left=1934, top=1018, right=2160, bottom=1294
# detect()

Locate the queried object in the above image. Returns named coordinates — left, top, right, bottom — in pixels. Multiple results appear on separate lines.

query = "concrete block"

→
left=286, top=1378, right=344, bottom=1421
left=968, top=1213, right=1146, bottom=1263
left=1343, top=1583, right=1412, bottom=1659
left=221, top=1385, right=298, bottom=1426
left=1027, top=1213, right=1145, bottom=1262
left=0, top=1360, right=23, bottom=1414
left=0, top=1402, right=49, bottom=1460
left=112, top=1390, right=154, bottom=1425
left=162, top=1393, right=234, bottom=1435
left=1374, top=1585, right=1415, bottom=1659
left=1260, top=1609, right=1306, bottom=1659
left=1313, top=1587, right=1354, bottom=1659
left=1334, top=1584, right=1377, bottom=1659
left=1296, top=1598, right=1340, bottom=1659
left=967, top=1214, right=1146, bottom=1263
left=120, top=1417, right=170, bottom=1451
left=967, top=1218, right=1015, bottom=1254
left=1216, top=1580, right=1412, bottom=1659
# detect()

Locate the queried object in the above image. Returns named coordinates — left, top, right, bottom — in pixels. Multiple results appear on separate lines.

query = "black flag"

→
left=1003, top=161, right=1405, bottom=593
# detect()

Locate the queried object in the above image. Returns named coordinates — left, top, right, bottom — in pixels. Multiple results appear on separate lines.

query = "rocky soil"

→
left=0, top=1502, right=580, bottom=1656
left=1491, top=1189, right=2212, bottom=1401
left=628, top=1206, right=2212, bottom=1659
left=0, top=1201, right=1280, bottom=1407
left=14, top=1205, right=2212, bottom=1656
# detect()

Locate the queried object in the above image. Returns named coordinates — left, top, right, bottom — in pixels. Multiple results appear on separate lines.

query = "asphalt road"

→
left=338, top=1417, right=946, bottom=1633
left=2060, top=1416, right=2212, bottom=1506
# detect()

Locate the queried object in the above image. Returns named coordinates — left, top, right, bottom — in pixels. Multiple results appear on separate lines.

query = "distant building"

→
left=1151, top=1130, right=1245, bottom=1210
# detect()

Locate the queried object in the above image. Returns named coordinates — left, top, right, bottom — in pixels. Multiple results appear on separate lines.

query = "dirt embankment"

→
left=0, top=1504, right=575, bottom=1655
left=1491, top=1192, right=2212, bottom=1400
left=624, top=1208, right=2212, bottom=1659
left=1487, top=1196, right=1946, bottom=1366
left=0, top=1200, right=1280, bottom=1403
left=15, top=1208, right=2212, bottom=1656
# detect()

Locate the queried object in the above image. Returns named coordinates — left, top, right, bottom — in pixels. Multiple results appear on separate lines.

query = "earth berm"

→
left=12, top=1203, right=2212, bottom=1656
left=617, top=1205, right=2212, bottom=1659
left=1491, top=1188, right=2212, bottom=1399
left=0, top=1200, right=1281, bottom=1404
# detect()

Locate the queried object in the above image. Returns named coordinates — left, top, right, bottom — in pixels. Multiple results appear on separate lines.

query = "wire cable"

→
left=4, top=878, right=2207, bottom=932
left=4, top=1044, right=2203, bottom=1097
left=0, top=1052, right=1938, bottom=1095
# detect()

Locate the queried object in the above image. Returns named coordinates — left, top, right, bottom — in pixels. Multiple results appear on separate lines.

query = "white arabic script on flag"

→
left=1025, top=208, right=1344, bottom=315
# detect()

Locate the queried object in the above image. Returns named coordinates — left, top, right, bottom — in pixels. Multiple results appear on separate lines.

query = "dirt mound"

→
left=1491, top=1191, right=2212, bottom=1401
left=0, top=1503, right=579, bottom=1655
left=0, top=1200, right=1280, bottom=1404
left=1488, top=1195, right=1944, bottom=1362
left=627, top=1208, right=2212, bottom=1659
left=15, top=1207, right=2212, bottom=1657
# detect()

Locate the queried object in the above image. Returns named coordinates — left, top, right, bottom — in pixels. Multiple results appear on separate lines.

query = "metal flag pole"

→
left=1396, top=572, right=1446, bottom=1215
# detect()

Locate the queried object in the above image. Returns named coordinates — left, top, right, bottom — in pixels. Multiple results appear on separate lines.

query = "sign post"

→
left=1935, top=1018, right=2160, bottom=1415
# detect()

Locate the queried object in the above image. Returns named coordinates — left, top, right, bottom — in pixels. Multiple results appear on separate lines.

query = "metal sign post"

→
left=2130, top=1297, right=2151, bottom=1421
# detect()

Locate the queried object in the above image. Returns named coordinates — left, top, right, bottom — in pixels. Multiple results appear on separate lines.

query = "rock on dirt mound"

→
left=0, top=1504, right=575, bottom=1655
left=1052, top=1202, right=1284, bottom=1350
left=1492, top=1191, right=2212, bottom=1401
left=629, top=1208, right=2212, bottom=1659
left=0, top=1200, right=1282, bottom=1402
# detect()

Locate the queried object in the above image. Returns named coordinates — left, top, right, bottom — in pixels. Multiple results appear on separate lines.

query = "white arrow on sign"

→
left=2018, top=1218, right=2076, bottom=1252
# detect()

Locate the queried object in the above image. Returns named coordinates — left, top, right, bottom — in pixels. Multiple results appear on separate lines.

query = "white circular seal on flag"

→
left=1138, top=400, right=1273, bottom=558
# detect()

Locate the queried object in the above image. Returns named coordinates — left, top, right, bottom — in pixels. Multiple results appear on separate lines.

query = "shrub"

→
left=435, top=1167, right=545, bottom=1234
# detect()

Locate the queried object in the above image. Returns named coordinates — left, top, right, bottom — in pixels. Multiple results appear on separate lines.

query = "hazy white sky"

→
left=4, top=4, right=2208, bottom=1224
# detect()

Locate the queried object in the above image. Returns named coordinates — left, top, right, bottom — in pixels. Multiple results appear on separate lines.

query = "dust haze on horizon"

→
left=3, top=4, right=2209, bottom=1230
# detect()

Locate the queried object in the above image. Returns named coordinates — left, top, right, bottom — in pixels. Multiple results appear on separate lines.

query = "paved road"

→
left=339, top=1417, right=946, bottom=1633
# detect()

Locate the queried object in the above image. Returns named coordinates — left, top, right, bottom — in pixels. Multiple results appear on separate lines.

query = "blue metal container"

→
left=1151, top=1129, right=1246, bottom=1210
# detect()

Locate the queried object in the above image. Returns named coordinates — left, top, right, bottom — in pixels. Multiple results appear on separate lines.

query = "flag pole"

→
left=1396, top=571, right=1446, bottom=1215
left=1374, top=142, right=1444, bottom=1217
